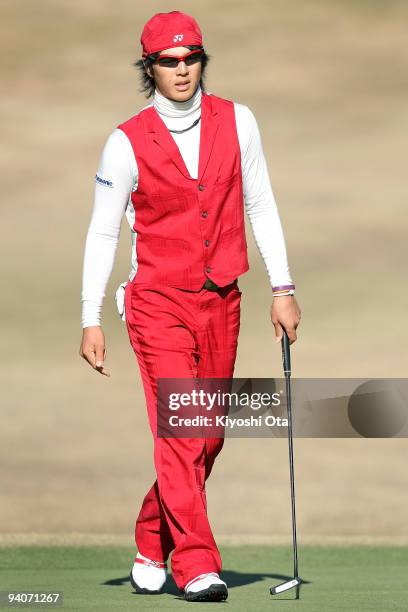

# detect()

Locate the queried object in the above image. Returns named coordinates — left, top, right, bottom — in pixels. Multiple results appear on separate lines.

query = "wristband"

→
left=273, top=289, right=295, bottom=297
left=272, top=284, right=295, bottom=292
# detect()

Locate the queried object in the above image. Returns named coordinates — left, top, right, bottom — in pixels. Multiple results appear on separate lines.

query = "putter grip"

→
left=281, top=329, right=291, bottom=374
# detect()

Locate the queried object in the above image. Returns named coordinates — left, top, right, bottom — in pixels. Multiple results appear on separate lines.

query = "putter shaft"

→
left=270, top=330, right=301, bottom=597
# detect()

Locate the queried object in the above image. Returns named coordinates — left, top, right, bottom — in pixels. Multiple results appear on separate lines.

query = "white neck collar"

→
left=153, top=85, right=202, bottom=120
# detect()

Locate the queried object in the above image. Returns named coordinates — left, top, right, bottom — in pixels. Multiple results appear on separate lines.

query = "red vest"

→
left=118, top=92, right=249, bottom=290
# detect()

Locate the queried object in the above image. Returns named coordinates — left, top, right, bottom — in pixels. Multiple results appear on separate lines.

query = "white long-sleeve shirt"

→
left=81, top=86, right=294, bottom=328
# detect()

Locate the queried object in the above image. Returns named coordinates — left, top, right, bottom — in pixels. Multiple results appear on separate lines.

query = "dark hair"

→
left=133, top=45, right=210, bottom=98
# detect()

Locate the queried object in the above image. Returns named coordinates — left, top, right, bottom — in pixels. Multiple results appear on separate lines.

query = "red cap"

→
left=141, top=11, right=203, bottom=58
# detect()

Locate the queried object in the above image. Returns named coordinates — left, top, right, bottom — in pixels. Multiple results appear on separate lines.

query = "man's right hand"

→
left=79, top=326, right=110, bottom=377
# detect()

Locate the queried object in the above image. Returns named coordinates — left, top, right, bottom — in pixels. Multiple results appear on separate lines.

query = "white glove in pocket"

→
left=115, top=281, right=128, bottom=322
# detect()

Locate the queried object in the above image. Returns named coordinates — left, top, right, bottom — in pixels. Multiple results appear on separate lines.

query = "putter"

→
left=270, top=329, right=302, bottom=598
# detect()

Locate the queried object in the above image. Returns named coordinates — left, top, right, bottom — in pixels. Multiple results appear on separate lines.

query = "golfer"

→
left=79, top=10, right=301, bottom=602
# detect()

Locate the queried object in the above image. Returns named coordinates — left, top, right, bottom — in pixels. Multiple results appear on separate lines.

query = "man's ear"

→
left=144, top=61, right=154, bottom=80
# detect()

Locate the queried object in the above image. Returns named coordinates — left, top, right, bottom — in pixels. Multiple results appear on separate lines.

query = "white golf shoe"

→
left=184, top=572, right=228, bottom=602
left=129, top=552, right=167, bottom=594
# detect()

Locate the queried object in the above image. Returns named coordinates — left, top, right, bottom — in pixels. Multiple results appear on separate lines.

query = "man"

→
left=79, top=10, right=301, bottom=603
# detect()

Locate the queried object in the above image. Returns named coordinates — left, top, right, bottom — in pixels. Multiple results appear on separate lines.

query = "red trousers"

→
left=124, top=279, right=242, bottom=590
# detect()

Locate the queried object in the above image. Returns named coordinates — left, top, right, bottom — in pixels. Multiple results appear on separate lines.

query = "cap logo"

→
left=173, top=33, right=184, bottom=42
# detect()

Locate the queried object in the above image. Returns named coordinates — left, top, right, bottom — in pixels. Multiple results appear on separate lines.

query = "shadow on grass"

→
left=103, top=570, right=310, bottom=598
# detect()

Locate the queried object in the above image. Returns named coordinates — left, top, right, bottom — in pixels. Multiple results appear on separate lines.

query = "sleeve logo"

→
left=95, top=174, right=113, bottom=188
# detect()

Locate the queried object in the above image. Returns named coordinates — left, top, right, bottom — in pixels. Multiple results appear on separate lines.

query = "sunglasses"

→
left=154, top=49, right=203, bottom=68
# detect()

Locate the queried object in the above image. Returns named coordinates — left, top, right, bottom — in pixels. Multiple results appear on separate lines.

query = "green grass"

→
left=0, top=545, right=407, bottom=611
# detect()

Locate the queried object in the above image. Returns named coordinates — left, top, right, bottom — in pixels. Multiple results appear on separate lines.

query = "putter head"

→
left=270, top=577, right=302, bottom=596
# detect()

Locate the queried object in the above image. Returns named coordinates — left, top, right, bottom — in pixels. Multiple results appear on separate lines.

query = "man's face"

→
left=148, top=46, right=202, bottom=102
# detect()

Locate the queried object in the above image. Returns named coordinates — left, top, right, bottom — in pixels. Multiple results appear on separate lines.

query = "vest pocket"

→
left=136, top=233, right=190, bottom=284
left=219, top=224, right=247, bottom=247
left=146, top=193, right=188, bottom=221
left=215, top=170, right=239, bottom=188
left=139, top=233, right=188, bottom=254
left=218, top=225, right=248, bottom=271
left=214, top=171, right=240, bottom=231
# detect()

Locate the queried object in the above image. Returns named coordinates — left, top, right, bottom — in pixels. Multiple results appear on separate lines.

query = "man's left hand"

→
left=270, top=296, right=301, bottom=344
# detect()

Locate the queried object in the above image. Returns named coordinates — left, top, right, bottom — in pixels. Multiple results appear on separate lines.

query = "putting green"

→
left=0, top=545, right=406, bottom=611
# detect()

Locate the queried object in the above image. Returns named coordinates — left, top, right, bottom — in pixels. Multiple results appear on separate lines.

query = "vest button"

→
left=201, top=210, right=208, bottom=218
left=198, top=184, right=205, bottom=191
left=204, top=239, right=210, bottom=247
left=205, top=266, right=212, bottom=273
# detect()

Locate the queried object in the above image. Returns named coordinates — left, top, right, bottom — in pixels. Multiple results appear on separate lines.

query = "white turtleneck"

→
left=81, top=86, right=294, bottom=328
